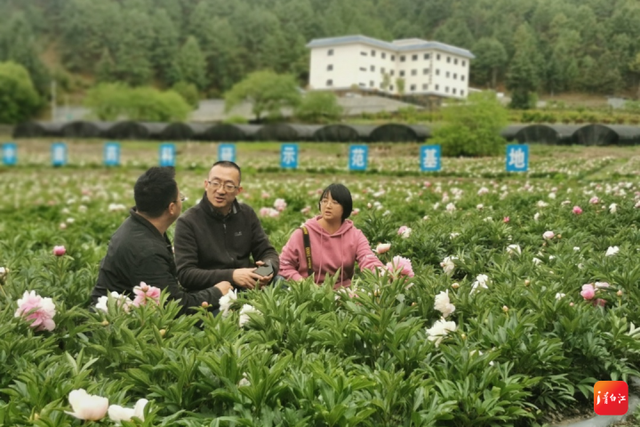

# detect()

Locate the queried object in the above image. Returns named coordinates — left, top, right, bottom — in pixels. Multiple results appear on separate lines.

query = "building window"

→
left=461, top=90, right=465, bottom=96
left=462, top=60, right=466, bottom=66
left=381, top=67, right=385, bottom=73
left=410, top=84, right=416, bottom=91
left=453, top=88, right=457, bottom=94
left=454, top=58, right=458, bottom=65
left=390, top=70, right=395, bottom=76
left=453, top=73, right=457, bottom=79
left=359, top=82, right=365, bottom=87
left=423, top=83, right=428, bottom=90
left=435, top=84, right=439, bottom=90
left=328, top=49, right=334, bottom=56
left=370, top=80, right=374, bottom=87
left=370, top=65, right=375, bottom=71
left=326, top=79, right=333, bottom=86
left=400, top=55, right=406, bottom=62
left=359, top=67, right=367, bottom=71
left=447, top=56, right=451, bottom=63
left=327, top=64, right=333, bottom=71
left=382, top=52, right=386, bottom=59
left=446, top=71, right=450, bottom=78
left=379, top=82, right=384, bottom=89
left=424, top=53, right=430, bottom=60
left=423, top=68, right=429, bottom=75
left=399, top=70, right=405, bottom=77
left=371, top=50, right=376, bottom=57
left=389, top=85, right=394, bottom=91
left=461, top=75, right=466, bottom=81
left=435, top=69, right=440, bottom=75
left=391, top=55, right=395, bottom=61
left=411, top=69, right=417, bottom=76
left=360, top=51, right=368, bottom=56
left=437, top=54, right=441, bottom=60
left=412, top=54, right=418, bottom=61
left=445, top=86, right=449, bottom=93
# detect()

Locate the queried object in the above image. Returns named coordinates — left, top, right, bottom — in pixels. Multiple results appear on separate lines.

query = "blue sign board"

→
left=506, top=144, right=529, bottom=172
left=2, top=143, right=17, bottom=165
left=104, top=142, right=120, bottom=166
left=218, top=144, right=236, bottom=162
left=420, top=145, right=441, bottom=172
left=348, top=145, right=368, bottom=171
left=159, top=143, right=176, bottom=167
left=51, top=142, right=67, bottom=167
left=280, top=144, right=299, bottom=169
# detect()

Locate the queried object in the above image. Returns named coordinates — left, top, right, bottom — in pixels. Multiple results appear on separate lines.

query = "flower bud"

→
left=524, top=280, right=530, bottom=286
left=451, top=282, right=460, bottom=289
left=502, top=305, right=509, bottom=313
left=159, top=329, right=166, bottom=337
left=201, top=301, right=210, bottom=308
left=101, top=320, right=109, bottom=326
left=617, top=290, right=623, bottom=297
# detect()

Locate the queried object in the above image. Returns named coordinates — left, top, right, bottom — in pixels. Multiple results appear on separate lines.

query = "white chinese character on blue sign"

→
left=52, top=143, right=67, bottom=167
left=280, top=144, right=298, bottom=169
left=159, top=144, right=176, bottom=167
left=104, top=142, right=120, bottom=166
left=3, top=143, right=17, bottom=165
left=420, top=145, right=441, bottom=172
left=349, top=145, right=368, bottom=171
left=506, top=144, right=528, bottom=172
left=218, top=144, right=236, bottom=162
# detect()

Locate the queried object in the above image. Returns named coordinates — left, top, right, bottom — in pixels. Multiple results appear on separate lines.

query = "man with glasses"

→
left=174, top=161, right=279, bottom=293
left=91, top=167, right=233, bottom=314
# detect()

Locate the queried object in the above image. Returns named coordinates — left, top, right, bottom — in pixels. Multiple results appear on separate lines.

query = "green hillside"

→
left=1, top=0, right=640, bottom=103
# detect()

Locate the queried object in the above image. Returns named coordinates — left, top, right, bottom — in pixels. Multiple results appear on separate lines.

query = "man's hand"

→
left=232, top=268, right=262, bottom=289
left=214, top=281, right=233, bottom=295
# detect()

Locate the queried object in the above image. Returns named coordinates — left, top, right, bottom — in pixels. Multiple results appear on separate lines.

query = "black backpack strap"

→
left=301, top=226, right=313, bottom=276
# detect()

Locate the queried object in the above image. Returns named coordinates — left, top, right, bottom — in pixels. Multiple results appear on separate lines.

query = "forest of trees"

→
left=2, top=0, right=640, bottom=102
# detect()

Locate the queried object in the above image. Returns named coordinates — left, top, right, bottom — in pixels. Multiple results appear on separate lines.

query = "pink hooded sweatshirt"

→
left=279, top=215, right=384, bottom=288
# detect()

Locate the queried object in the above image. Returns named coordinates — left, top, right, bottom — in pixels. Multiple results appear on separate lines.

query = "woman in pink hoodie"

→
left=279, top=183, right=384, bottom=288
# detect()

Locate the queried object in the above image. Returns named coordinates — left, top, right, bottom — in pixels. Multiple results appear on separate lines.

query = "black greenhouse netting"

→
left=200, top=124, right=261, bottom=141
left=13, top=122, right=65, bottom=138
left=313, top=124, right=375, bottom=142
left=61, top=121, right=113, bottom=139
left=254, top=124, right=322, bottom=142
left=369, top=124, right=430, bottom=142
left=574, top=124, right=640, bottom=146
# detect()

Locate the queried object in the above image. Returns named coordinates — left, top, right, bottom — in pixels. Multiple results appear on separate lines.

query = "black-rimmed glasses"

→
left=207, top=180, right=239, bottom=192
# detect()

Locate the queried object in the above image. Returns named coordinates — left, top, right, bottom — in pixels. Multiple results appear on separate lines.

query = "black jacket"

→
left=174, top=193, right=279, bottom=290
left=91, top=208, right=223, bottom=314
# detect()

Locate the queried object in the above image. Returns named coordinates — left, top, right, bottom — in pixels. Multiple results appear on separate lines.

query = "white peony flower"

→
left=66, top=389, right=109, bottom=421
left=609, top=203, right=617, bottom=214
left=108, top=399, right=148, bottom=424
left=440, top=256, right=457, bottom=275
left=239, top=304, right=261, bottom=327
left=219, top=289, right=238, bottom=317
left=506, top=244, right=521, bottom=255
left=605, top=246, right=619, bottom=257
left=426, top=319, right=457, bottom=347
left=433, top=290, right=456, bottom=318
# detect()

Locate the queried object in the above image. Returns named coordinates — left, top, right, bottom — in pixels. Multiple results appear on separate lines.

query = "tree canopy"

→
left=0, top=61, right=41, bottom=124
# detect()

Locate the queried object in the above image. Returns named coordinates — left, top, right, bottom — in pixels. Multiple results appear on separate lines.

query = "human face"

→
left=320, top=193, right=344, bottom=223
left=204, top=165, right=242, bottom=212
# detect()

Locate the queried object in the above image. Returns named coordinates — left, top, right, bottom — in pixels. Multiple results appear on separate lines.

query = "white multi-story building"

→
left=306, top=35, right=474, bottom=98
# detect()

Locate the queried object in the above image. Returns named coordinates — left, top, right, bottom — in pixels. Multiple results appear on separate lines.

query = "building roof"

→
left=306, top=35, right=475, bottom=59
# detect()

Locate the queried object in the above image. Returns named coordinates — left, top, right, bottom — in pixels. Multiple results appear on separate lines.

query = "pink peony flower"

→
left=397, top=226, right=412, bottom=239
left=386, top=255, right=414, bottom=278
left=15, top=291, right=56, bottom=331
left=503, top=216, right=510, bottom=223
left=589, top=196, right=600, bottom=204
left=273, top=198, right=287, bottom=212
left=580, top=284, right=595, bottom=300
left=594, top=298, right=606, bottom=307
left=261, top=192, right=270, bottom=199
left=352, top=208, right=360, bottom=216
left=132, top=282, right=161, bottom=307
left=53, top=245, right=66, bottom=256
left=572, top=206, right=583, bottom=215
left=542, top=231, right=555, bottom=240
left=375, top=243, right=391, bottom=254
left=300, top=206, right=311, bottom=215
left=259, top=207, right=279, bottom=217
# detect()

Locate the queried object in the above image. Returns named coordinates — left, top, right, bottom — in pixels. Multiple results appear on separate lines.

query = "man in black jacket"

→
left=174, top=161, right=279, bottom=291
left=91, top=167, right=232, bottom=314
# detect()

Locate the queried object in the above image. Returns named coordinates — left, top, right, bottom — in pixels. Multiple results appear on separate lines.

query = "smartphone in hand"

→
left=254, top=264, right=273, bottom=277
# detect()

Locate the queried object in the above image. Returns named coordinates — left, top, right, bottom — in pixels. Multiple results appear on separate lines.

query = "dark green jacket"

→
left=174, top=194, right=279, bottom=290
left=91, top=208, right=222, bottom=314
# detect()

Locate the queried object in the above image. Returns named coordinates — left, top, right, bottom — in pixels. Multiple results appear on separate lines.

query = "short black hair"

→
left=211, top=161, right=241, bottom=183
left=134, top=167, right=178, bottom=218
left=319, top=183, right=353, bottom=222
